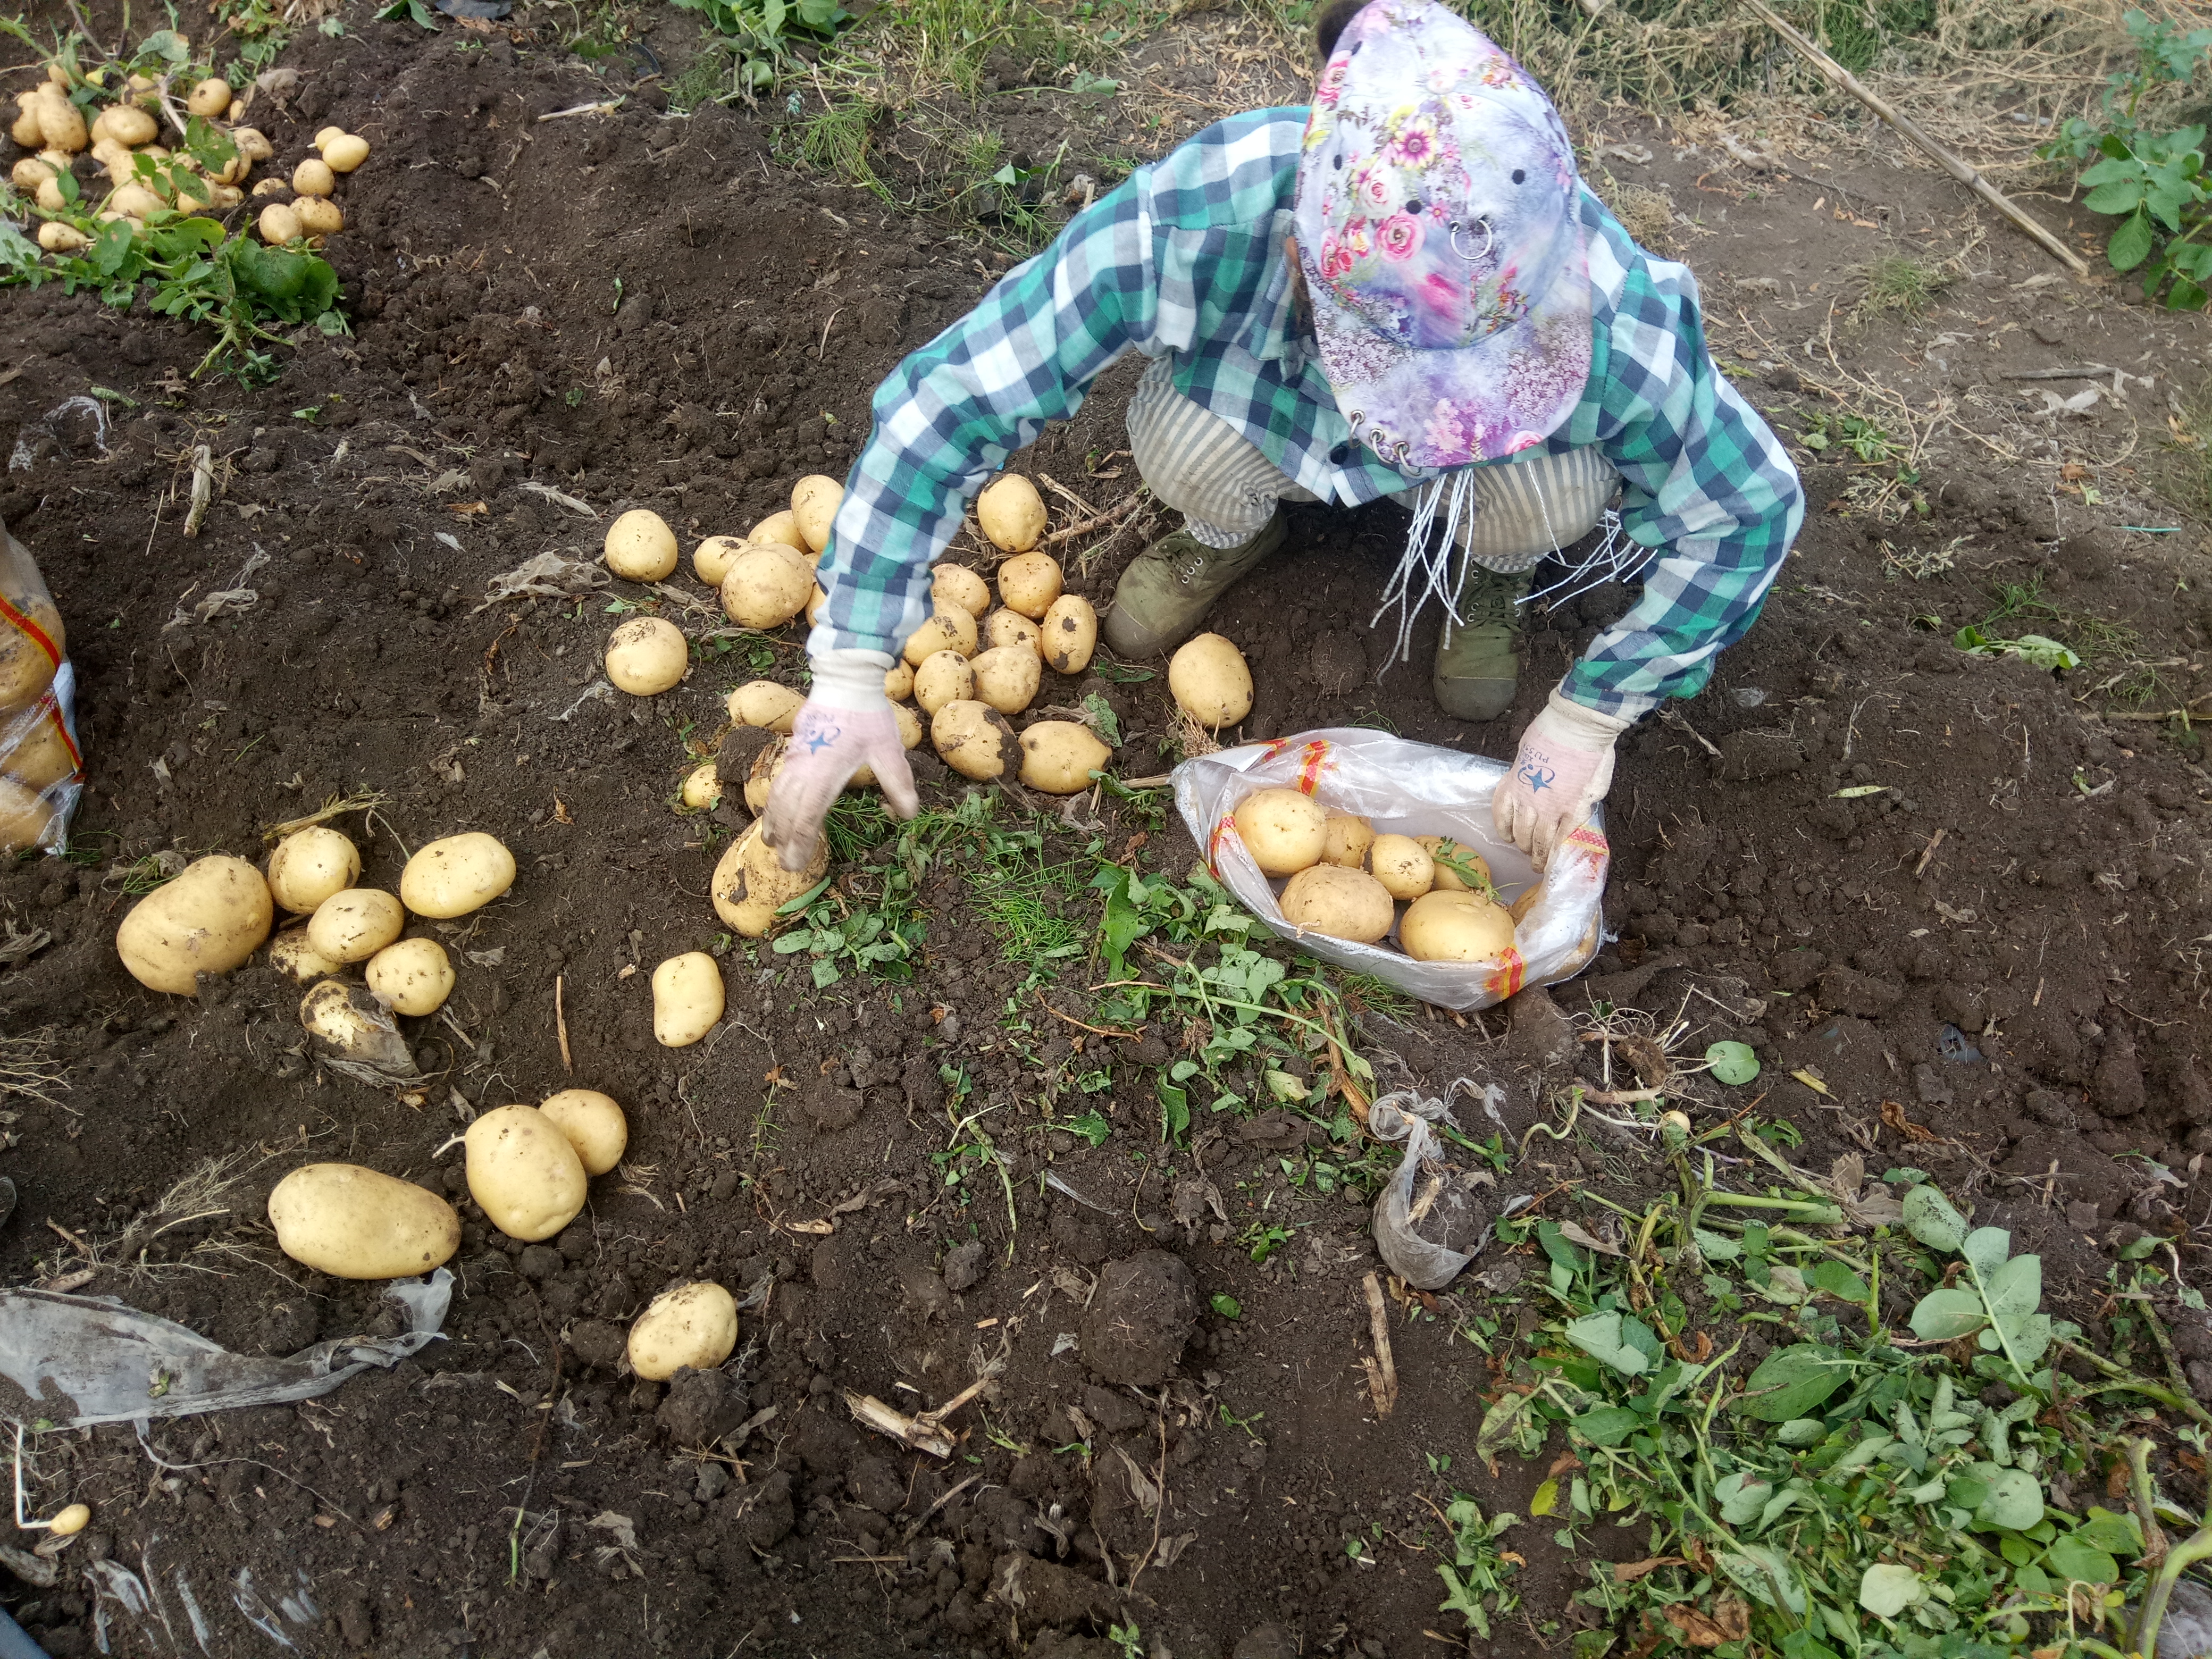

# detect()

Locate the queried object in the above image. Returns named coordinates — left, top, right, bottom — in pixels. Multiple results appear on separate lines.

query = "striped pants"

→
left=1125, top=354, right=1618, bottom=572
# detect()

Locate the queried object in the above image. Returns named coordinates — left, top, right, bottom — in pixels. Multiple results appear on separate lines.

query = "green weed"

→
left=800, top=95, right=889, bottom=196
left=673, top=0, right=854, bottom=92
left=1849, top=253, right=1954, bottom=324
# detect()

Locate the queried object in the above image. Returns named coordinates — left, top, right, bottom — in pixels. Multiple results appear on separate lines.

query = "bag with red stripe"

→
left=0, top=520, right=85, bottom=856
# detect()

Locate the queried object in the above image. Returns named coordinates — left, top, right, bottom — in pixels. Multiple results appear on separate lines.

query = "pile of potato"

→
left=254, top=125, right=371, bottom=248
left=0, top=534, right=79, bottom=854
left=1234, top=787, right=1535, bottom=961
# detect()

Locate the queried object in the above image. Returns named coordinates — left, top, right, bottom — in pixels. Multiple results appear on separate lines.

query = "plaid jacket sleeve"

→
left=1556, top=198, right=1805, bottom=721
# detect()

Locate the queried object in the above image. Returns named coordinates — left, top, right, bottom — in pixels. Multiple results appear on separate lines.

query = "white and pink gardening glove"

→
left=1491, top=686, right=1635, bottom=870
left=760, top=649, right=919, bottom=872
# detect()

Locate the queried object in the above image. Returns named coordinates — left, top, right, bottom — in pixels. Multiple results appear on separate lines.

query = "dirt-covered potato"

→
left=711, top=822, right=825, bottom=936
left=540, top=1088, right=628, bottom=1176
left=10, top=94, right=44, bottom=149
left=257, top=202, right=303, bottom=245
left=399, top=832, right=516, bottom=918
left=966, top=643, right=1038, bottom=715
left=720, top=544, right=814, bottom=630
left=186, top=77, right=231, bottom=118
left=466, top=1104, right=588, bottom=1242
left=652, top=951, right=725, bottom=1046
left=322, top=132, right=370, bottom=172
left=1417, top=835, right=1492, bottom=894
left=727, top=679, right=802, bottom=732
left=299, top=979, right=416, bottom=1077
left=1320, top=814, right=1375, bottom=870
left=266, top=826, right=361, bottom=914
left=10, top=154, right=56, bottom=191
left=744, top=738, right=784, bottom=815
left=902, top=607, right=979, bottom=666
left=997, top=550, right=1063, bottom=619
left=1401, top=889, right=1516, bottom=962
left=267, top=1164, right=459, bottom=1279
left=1280, top=865, right=1394, bottom=943
left=306, top=888, right=404, bottom=963
left=913, top=649, right=975, bottom=715
left=231, top=126, right=274, bottom=163
left=1369, top=834, right=1434, bottom=899
left=1233, top=788, right=1327, bottom=876
left=977, top=474, right=1046, bottom=552
left=604, top=616, right=688, bottom=695
left=365, top=937, right=455, bottom=1017
left=750, top=509, right=804, bottom=551
left=291, top=156, right=334, bottom=197
left=884, top=661, right=914, bottom=701
left=1169, top=633, right=1253, bottom=727
left=932, top=564, right=991, bottom=618
left=1040, top=594, right=1097, bottom=674
left=931, top=699, right=1019, bottom=781
left=295, top=196, right=342, bottom=236
left=268, top=926, right=341, bottom=985
left=628, top=1281, right=738, bottom=1381
left=603, top=508, right=677, bottom=581
left=680, top=760, right=722, bottom=810
left=116, top=854, right=275, bottom=993
left=985, top=608, right=1043, bottom=655
left=791, top=474, right=843, bottom=552
left=691, top=534, right=746, bottom=586
left=1018, top=720, right=1109, bottom=793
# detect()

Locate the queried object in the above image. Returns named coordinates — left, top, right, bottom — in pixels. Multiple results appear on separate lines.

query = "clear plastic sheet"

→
left=1171, top=727, right=1607, bottom=1011
left=0, top=518, right=85, bottom=855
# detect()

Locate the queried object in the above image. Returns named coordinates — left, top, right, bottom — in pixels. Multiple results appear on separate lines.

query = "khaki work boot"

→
left=1102, top=514, right=1287, bottom=658
left=1432, top=563, right=1534, bottom=720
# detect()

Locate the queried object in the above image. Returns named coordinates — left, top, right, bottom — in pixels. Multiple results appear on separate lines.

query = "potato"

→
left=997, top=550, right=1063, bottom=619
left=750, top=509, right=804, bottom=551
left=790, top=474, right=843, bottom=553
left=932, top=564, right=991, bottom=618
left=12, top=154, right=58, bottom=190
left=711, top=822, right=825, bottom=936
left=720, top=544, right=814, bottom=630
left=540, top=1088, right=627, bottom=1176
left=985, top=608, right=1042, bottom=655
left=9, top=97, right=41, bottom=149
left=186, top=77, right=231, bottom=119
left=34, top=173, right=68, bottom=212
left=305, top=888, right=404, bottom=963
left=727, top=679, right=802, bottom=732
left=291, top=156, right=334, bottom=196
left=266, top=826, right=361, bottom=914
left=1320, top=814, right=1375, bottom=870
left=108, top=182, right=163, bottom=219
left=652, top=951, right=725, bottom=1046
left=743, top=738, right=784, bottom=815
left=0, top=592, right=60, bottom=714
left=1417, top=836, right=1492, bottom=894
left=1280, top=865, right=1395, bottom=944
left=977, top=474, right=1046, bottom=552
left=400, top=832, right=516, bottom=919
left=605, top=615, right=688, bottom=695
left=908, top=649, right=972, bottom=716
left=0, top=705, right=75, bottom=791
left=884, top=660, right=914, bottom=701
left=680, top=759, right=722, bottom=810
left=322, top=132, right=369, bottom=172
left=258, top=202, right=303, bottom=245
left=1401, top=890, right=1517, bottom=962
left=1040, top=594, right=1097, bottom=675
left=35, top=222, right=88, bottom=254
left=301, top=976, right=423, bottom=1076
left=692, top=534, right=747, bottom=586
left=1368, top=834, right=1435, bottom=900
left=116, top=855, right=274, bottom=994
left=902, top=607, right=979, bottom=666
left=313, top=125, right=345, bottom=149
left=35, top=90, right=87, bottom=154
left=267, top=1164, right=459, bottom=1280
left=970, top=643, right=1041, bottom=715
left=0, top=777, right=54, bottom=854
left=931, top=699, right=1019, bottom=781
left=210, top=183, right=244, bottom=210
left=230, top=126, right=273, bottom=163
left=604, top=507, right=677, bottom=581
left=366, top=937, right=455, bottom=1017
left=1169, top=633, right=1253, bottom=727
left=628, top=1281, right=738, bottom=1381
left=807, top=584, right=828, bottom=626
left=268, top=926, right=342, bottom=985
left=466, top=1104, right=588, bottom=1242
left=294, top=196, right=342, bottom=236
left=1233, top=788, right=1327, bottom=876
left=47, top=1504, right=89, bottom=1537
left=1510, top=881, right=1545, bottom=925
left=1018, top=720, right=1110, bottom=794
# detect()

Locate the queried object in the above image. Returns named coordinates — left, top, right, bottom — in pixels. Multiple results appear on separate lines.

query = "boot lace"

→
left=1456, top=567, right=1526, bottom=632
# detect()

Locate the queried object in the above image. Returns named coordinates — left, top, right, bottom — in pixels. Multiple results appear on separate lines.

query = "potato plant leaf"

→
left=1902, top=1183, right=1967, bottom=1252
left=1737, top=1343, right=1847, bottom=1421
left=1858, top=1563, right=1925, bottom=1618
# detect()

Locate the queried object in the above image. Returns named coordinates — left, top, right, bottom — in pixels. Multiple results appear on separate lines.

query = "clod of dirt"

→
left=656, top=1366, right=746, bottom=1445
left=991, top=1553, right=1119, bottom=1628
left=848, top=1454, right=906, bottom=1514
left=2094, top=1027, right=2145, bottom=1118
left=1501, top=983, right=1573, bottom=1070
left=1234, top=1109, right=1313, bottom=1150
left=802, top=1077, right=863, bottom=1132
left=569, top=1319, right=626, bottom=1371
left=941, top=1239, right=986, bottom=1292
left=714, top=724, right=778, bottom=786
left=1080, top=1383, right=1144, bottom=1435
left=1818, top=966, right=1901, bottom=1017
left=1078, top=1250, right=1197, bottom=1385
left=1233, top=1626, right=1301, bottom=1659
left=1309, top=632, right=1366, bottom=698
left=1715, top=727, right=1805, bottom=782
left=1769, top=949, right=1826, bottom=992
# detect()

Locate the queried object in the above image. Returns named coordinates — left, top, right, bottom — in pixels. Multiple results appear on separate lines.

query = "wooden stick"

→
left=1738, top=0, right=2089, bottom=277
left=555, top=974, right=572, bottom=1073
left=1360, top=1272, right=1399, bottom=1419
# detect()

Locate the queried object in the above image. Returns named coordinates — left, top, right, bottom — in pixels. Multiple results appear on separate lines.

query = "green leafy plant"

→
left=675, top=0, right=853, bottom=93
left=1799, top=409, right=1901, bottom=464
left=1435, top=1498, right=1521, bottom=1638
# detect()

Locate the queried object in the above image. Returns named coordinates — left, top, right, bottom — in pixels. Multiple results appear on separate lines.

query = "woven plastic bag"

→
left=1172, top=727, right=1607, bottom=1011
left=0, top=518, right=83, bottom=855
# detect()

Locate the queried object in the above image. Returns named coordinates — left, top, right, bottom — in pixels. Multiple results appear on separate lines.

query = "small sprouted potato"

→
left=1017, top=720, right=1110, bottom=794
left=1039, top=594, right=1097, bottom=675
left=931, top=699, right=1019, bottom=782
left=1280, top=865, right=1395, bottom=944
left=267, top=1163, right=460, bottom=1279
left=185, top=77, right=230, bottom=118
left=116, top=854, right=274, bottom=993
left=996, top=550, right=1063, bottom=619
left=1369, top=834, right=1435, bottom=900
left=931, top=564, right=991, bottom=618
left=970, top=643, right=1041, bottom=716
left=365, top=937, right=455, bottom=1017
left=306, top=888, right=404, bottom=963
left=1320, top=814, right=1375, bottom=870
left=291, top=156, right=335, bottom=197
left=1168, top=634, right=1253, bottom=728
left=790, top=475, right=844, bottom=552
left=321, top=132, right=370, bottom=172
left=46, top=1504, right=90, bottom=1537
left=1232, top=788, right=1327, bottom=877
left=680, top=760, right=722, bottom=810
left=749, top=509, right=804, bottom=551
left=913, top=649, right=976, bottom=716
left=628, top=1281, right=738, bottom=1381
left=605, top=616, right=688, bottom=696
left=1418, top=835, right=1492, bottom=894
left=652, top=951, right=724, bottom=1047
left=692, top=534, right=748, bottom=586
left=266, top=825, right=361, bottom=914
left=719, top=544, right=814, bottom=630
left=884, top=660, right=914, bottom=701
left=540, top=1088, right=628, bottom=1176
left=398, top=832, right=516, bottom=918
left=711, top=822, right=824, bottom=936
left=1400, top=889, right=1516, bottom=963
left=268, top=926, right=342, bottom=985
left=727, top=680, right=802, bottom=732
left=604, top=508, right=678, bottom=581
left=465, top=1104, right=587, bottom=1242
left=902, top=607, right=978, bottom=667
left=985, top=608, right=1042, bottom=655
left=976, top=474, right=1047, bottom=552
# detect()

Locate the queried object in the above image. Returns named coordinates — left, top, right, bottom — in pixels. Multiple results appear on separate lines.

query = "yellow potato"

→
left=294, top=196, right=342, bottom=236
left=720, top=544, right=814, bottom=630
left=604, top=507, right=678, bottom=581
left=1401, top=890, right=1517, bottom=962
left=790, top=474, right=843, bottom=552
left=628, top=1281, right=738, bottom=1381
left=291, top=156, right=334, bottom=197
left=931, top=699, right=1019, bottom=781
left=1417, top=836, right=1492, bottom=894
left=605, top=615, right=688, bottom=695
left=996, top=550, right=1063, bottom=619
left=711, top=822, right=825, bottom=937
left=1319, top=814, right=1375, bottom=870
left=970, top=643, right=1041, bottom=715
left=186, top=77, right=231, bottom=119
left=0, top=778, right=52, bottom=854
left=10, top=96, right=44, bottom=149
left=365, top=937, right=455, bottom=1017
left=749, top=509, right=805, bottom=551
left=108, top=182, right=163, bottom=219
left=267, top=926, right=342, bottom=985
left=1369, top=834, right=1435, bottom=900
left=466, top=1104, right=588, bottom=1242
left=931, top=564, right=991, bottom=618
left=266, top=826, right=361, bottom=914
left=35, top=222, right=88, bottom=254
left=681, top=759, right=722, bottom=810
left=322, top=132, right=369, bottom=172
left=692, top=534, right=748, bottom=586
left=313, top=125, right=345, bottom=149
left=884, top=661, right=914, bottom=701
left=0, top=704, right=77, bottom=791
left=399, top=832, right=516, bottom=918
left=744, top=738, right=784, bottom=815
left=34, top=174, right=68, bottom=212
left=1039, top=594, right=1097, bottom=675
left=984, top=608, right=1042, bottom=655
left=230, top=126, right=273, bottom=162
left=1017, top=720, right=1110, bottom=793
left=116, top=855, right=274, bottom=994
left=267, top=1163, right=459, bottom=1279
left=47, top=1504, right=89, bottom=1537
left=913, top=649, right=975, bottom=716
left=1169, top=633, right=1253, bottom=727
left=258, top=202, right=303, bottom=245
left=540, top=1088, right=627, bottom=1176
left=902, top=607, right=978, bottom=667
left=11, top=153, right=60, bottom=190
left=305, top=887, right=404, bottom=963
left=976, top=474, right=1046, bottom=552
left=1280, top=865, right=1395, bottom=944
left=727, top=679, right=802, bottom=732
left=1510, top=881, right=1545, bottom=925
left=0, top=589, right=62, bottom=710
left=1233, top=788, right=1327, bottom=876
left=653, top=951, right=725, bottom=1046
left=34, top=89, right=86, bottom=154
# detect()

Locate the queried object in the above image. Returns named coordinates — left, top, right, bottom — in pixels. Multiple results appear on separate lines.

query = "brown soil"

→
left=4, top=6, right=2212, bottom=1658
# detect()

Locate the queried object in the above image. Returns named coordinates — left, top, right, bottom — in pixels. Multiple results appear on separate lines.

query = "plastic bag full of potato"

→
left=0, top=518, right=85, bottom=856
left=1172, top=727, right=1607, bottom=1011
